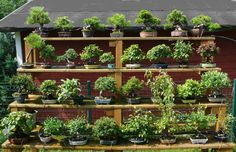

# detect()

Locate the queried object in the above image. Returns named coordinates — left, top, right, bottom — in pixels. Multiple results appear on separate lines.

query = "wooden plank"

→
left=24, top=41, right=32, bottom=63
left=114, top=108, right=122, bottom=126
left=215, top=106, right=227, bottom=132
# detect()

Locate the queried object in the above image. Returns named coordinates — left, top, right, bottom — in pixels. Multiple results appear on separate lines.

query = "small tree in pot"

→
left=26, top=6, right=51, bottom=37
left=121, top=44, right=145, bottom=69
left=82, top=16, right=105, bottom=37
left=135, top=9, right=161, bottom=37
left=94, top=76, right=117, bottom=104
left=191, top=15, right=221, bottom=37
left=0, top=111, right=34, bottom=145
left=196, top=41, right=219, bottom=68
left=107, top=13, right=131, bottom=37
left=121, top=109, right=155, bottom=144
left=80, top=44, right=103, bottom=69
left=146, top=44, right=172, bottom=68
left=201, top=71, right=231, bottom=102
left=39, top=80, right=58, bottom=104
left=93, top=117, right=120, bottom=145
left=121, top=76, right=144, bottom=104
left=173, top=40, right=193, bottom=67
left=39, top=44, right=56, bottom=68
left=164, top=9, right=188, bottom=37
left=99, top=52, right=115, bottom=69
left=57, top=48, right=78, bottom=69
left=54, top=16, right=74, bottom=37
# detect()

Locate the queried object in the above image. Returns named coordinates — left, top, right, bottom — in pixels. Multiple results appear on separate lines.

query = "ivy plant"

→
left=94, top=76, right=117, bottom=97
left=80, top=44, right=103, bottom=64
left=146, top=44, right=172, bottom=63
left=121, top=44, right=145, bottom=64
left=121, top=76, right=144, bottom=98
left=172, top=40, right=193, bottom=64
left=191, top=15, right=221, bottom=31
left=54, top=16, right=74, bottom=32
left=99, top=52, right=115, bottom=64
left=107, top=13, right=131, bottom=33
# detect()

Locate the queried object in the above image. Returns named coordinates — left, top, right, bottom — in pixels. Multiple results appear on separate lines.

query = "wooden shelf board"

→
left=40, top=37, right=215, bottom=41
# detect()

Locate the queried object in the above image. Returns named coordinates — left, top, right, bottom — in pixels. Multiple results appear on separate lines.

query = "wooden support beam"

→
left=114, top=108, right=122, bottom=126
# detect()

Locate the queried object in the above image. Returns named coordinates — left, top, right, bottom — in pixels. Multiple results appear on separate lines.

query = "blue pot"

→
left=107, top=64, right=115, bottom=69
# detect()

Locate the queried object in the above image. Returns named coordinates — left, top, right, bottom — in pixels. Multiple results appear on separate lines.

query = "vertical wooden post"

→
left=114, top=108, right=122, bottom=126
left=24, top=41, right=33, bottom=63
left=215, top=106, right=227, bottom=132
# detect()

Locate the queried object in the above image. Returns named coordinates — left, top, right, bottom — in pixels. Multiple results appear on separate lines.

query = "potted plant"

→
left=39, top=44, right=56, bottom=68
left=82, top=16, right=105, bottom=37
left=99, top=52, right=115, bottom=69
left=26, top=6, right=51, bottom=37
left=173, top=40, right=193, bottom=67
left=186, top=106, right=216, bottom=144
left=121, top=44, right=145, bottom=69
left=0, top=111, right=34, bottom=145
left=135, top=9, right=161, bottom=37
left=121, top=109, right=155, bottom=144
left=196, top=41, right=219, bottom=68
left=201, top=71, right=231, bottom=102
left=177, top=79, right=203, bottom=104
left=57, top=48, right=78, bottom=69
left=146, top=44, right=172, bottom=68
left=93, top=117, right=119, bottom=145
left=94, top=76, right=117, bottom=104
left=121, top=76, right=144, bottom=104
left=39, top=80, right=58, bottom=104
left=164, top=9, right=188, bottom=37
left=107, top=13, right=131, bottom=37
left=54, top=16, right=74, bottom=37
left=191, top=15, right=221, bottom=37
left=80, top=44, right=103, bottom=69
left=9, top=74, right=35, bottom=103
left=57, top=78, right=83, bottom=104
left=66, top=117, right=92, bottom=146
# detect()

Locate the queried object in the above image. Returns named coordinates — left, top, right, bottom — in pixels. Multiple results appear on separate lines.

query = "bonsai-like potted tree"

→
left=196, top=41, right=219, bottom=68
left=93, top=117, right=119, bottom=145
left=135, top=9, right=161, bottom=37
left=177, top=79, right=203, bottom=104
left=94, top=76, right=117, bottom=104
left=173, top=40, right=193, bottom=67
left=57, top=48, right=78, bottom=69
left=54, top=16, right=74, bottom=37
left=121, top=76, right=144, bottom=104
left=191, top=15, right=221, bottom=37
left=99, top=52, right=115, bottom=69
left=80, top=44, right=103, bottom=69
left=146, top=44, right=172, bottom=68
left=201, top=71, right=231, bottom=102
left=39, top=44, right=55, bottom=68
left=39, top=80, right=58, bottom=104
left=82, top=16, right=105, bottom=37
left=26, top=6, right=51, bottom=37
left=107, top=13, right=131, bottom=37
left=9, top=74, right=35, bottom=103
left=66, top=117, right=92, bottom=146
left=121, top=109, right=155, bottom=144
left=0, top=111, right=34, bottom=145
left=121, top=44, right=145, bottom=68
left=164, top=9, right=188, bottom=37
left=57, top=78, right=83, bottom=104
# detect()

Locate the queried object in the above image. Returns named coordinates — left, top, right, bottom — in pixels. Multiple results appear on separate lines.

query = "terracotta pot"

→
left=140, top=31, right=157, bottom=37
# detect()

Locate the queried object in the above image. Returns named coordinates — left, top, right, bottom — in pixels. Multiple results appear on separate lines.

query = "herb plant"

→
left=173, top=40, right=193, bottom=64
left=43, top=117, right=64, bottom=136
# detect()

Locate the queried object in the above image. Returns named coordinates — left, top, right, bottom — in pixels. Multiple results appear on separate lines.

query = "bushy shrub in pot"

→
left=82, top=16, right=105, bottom=37
left=39, top=80, right=58, bottom=104
left=135, top=9, right=161, bottom=37
left=201, top=71, right=231, bottom=102
left=57, top=48, right=78, bottom=69
left=39, top=44, right=56, bottom=68
left=54, top=16, right=74, bottom=37
left=146, top=44, right=172, bottom=68
left=94, top=76, right=117, bottom=104
left=121, top=44, right=145, bottom=69
left=107, top=13, right=130, bottom=37
left=99, top=52, right=115, bottom=69
left=121, top=76, right=144, bottom=104
left=93, top=117, right=119, bottom=145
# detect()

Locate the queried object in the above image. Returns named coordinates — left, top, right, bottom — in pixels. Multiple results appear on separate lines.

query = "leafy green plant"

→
left=196, top=41, right=219, bottom=63
left=121, top=76, right=144, bottom=98
left=80, top=44, right=103, bottom=64
left=82, top=16, right=105, bottom=32
left=177, top=79, right=203, bottom=100
left=164, top=9, right=188, bottom=30
left=43, top=117, right=64, bottom=136
left=121, top=44, right=145, bottom=64
left=107, top=13, right=131, bottom=33
left=39, top=44, right=55, bottom=64
left=121, top=109, right=155, bottom=142
left=99, top=52, right=115, bottom=64
left=135, top=9, right=161, bottom=32
left=39, top=80, right=58, bottom=99
left=0, top=111, right=34, bottom=138
left=146, top=44, right=172, bottom=63
left=25, top=33, right=45, bottom=50
left=54, top=16, right=74, bottom=32
left=93, top=117, right=119, bottom=140
left=191, top=15, right=221, bottom=31
left=173, top=40, right=193, bottom=64
left=57, top=48, right=78, bottom=64
left=56, top=78, right=81, bottom=103
left=94, top=76, right=117, bottom=97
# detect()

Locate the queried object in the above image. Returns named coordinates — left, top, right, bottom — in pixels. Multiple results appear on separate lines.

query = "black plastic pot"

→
left=151, top=63, right=168, bottom=69
left=20, top=63, right=34, bottom=69
left=126, top=97, right=141, bottom=104
left=99, top=139, right=117, bottom=145
left=82, top=30, right=94, bottom=37
left=73, top=95, right=84, bottom=105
